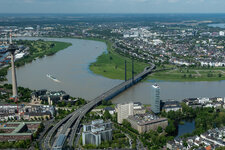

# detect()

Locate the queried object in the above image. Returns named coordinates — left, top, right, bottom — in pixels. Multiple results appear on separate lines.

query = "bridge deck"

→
left=46, top=64, right=155, bottom=149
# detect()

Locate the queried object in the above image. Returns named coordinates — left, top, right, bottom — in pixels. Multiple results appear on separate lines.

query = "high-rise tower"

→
left=117, top=102, right=134, bottom=124
left=150, top=84, right=160, bottom=114
left=8, top=32, right=18, bottom=98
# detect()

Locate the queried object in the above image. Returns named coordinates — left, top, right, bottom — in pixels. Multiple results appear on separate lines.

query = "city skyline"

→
left=0, top=3, right=225, bottom=149
left=0, top=0, right=225, bottom=14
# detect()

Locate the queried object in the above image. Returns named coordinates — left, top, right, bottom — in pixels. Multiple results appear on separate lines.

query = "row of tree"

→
left=0, top=140, right=31, bottom=149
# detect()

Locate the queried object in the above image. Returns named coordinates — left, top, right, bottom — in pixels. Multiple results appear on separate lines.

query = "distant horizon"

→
left=1, top=13, right=225, bottom=25
left=0, top=12, right=225, bottom=15
left=1, top=0, right=225, bottom=14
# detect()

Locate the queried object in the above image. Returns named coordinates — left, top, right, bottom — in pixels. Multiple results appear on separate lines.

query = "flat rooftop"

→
left=128, top=114, right=167, bottom=126
left=0, top=122, right=41, bottom=136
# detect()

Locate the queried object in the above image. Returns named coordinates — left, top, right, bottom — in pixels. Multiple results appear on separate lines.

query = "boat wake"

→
left=46, top=74, right=61, bottom=83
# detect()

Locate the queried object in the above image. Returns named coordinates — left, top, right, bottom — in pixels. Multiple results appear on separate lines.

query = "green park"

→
left=89, top=39, right=148, bottom=80
left=89, top=39, right=225, bottom=82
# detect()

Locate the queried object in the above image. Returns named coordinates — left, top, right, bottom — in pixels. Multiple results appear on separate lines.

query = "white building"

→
left=15, top=52, right=25, bottom=60
left=152, top=39, right=163, bottom=45
left=123, top=34, right=130, bottom=38
left=173, top=60, right=192, bottom=66
left=219, top=31, right=225, bottom=36
left=200, top=62, right=225, bottom=67
left=198, top=97, right=210, bottom=104
left=82, top=120, right=112, bottom=146
left=25, top=27, right=34, bottom=30
left=117, top=103, right=134, bottom=124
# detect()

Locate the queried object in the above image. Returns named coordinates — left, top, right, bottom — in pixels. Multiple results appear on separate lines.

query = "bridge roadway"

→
left=44, top=64, right=155, bottom=149
left=44, top=111, right=75, bottom=149
left=67, top=64, right=155, bottom=148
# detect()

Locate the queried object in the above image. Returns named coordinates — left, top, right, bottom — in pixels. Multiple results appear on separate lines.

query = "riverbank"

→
left=28, top=36, right=225, bottom=82
left=4, top=37, right=225, bottom=103
left=4, top=36, right=225, bottom=83
left=86, top=38, right=225, bottom=82
left=15, top=40, right=72, bottom=67
left=36, top=36, right=148, bottom=80
left=0, top=40, right=72, bottom=81
left=149, top=67, right=225, bottom=82
left=87, top=38, right=149, bottom=80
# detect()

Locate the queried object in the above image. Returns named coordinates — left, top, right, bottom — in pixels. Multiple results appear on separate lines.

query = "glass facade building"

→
left=150, top=84, right=160, bottom=114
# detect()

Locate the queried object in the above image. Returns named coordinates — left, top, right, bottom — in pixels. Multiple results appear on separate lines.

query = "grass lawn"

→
left=79, top=37, right=225, bottom=82
left=148, top=67, right=225, bottom=81
left=89, top=39, right=149, bottom=80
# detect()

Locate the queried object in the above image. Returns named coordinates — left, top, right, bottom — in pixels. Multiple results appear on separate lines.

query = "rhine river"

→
left=6, top=37, right=225, bottom=104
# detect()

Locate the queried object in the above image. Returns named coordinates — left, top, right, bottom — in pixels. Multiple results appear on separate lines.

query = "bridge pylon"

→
left=132, top=58, right=134, bottom=83
left=125, top=60, right=127, bottom=81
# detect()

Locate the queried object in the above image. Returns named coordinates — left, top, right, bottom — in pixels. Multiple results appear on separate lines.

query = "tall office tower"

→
left=117, top=102, right=134, bottom=124
left=8, top=32, right=18, bottom=98
left=150, top=84, right=160, bottom=114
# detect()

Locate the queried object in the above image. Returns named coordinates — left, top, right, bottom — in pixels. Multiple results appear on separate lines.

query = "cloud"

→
left=0, top=0, right=225, bottom=13
left=133, top=0, right=149, bottom=2
left=23, top=0, right=34, bottom=3
left=168, top=0, right=179, bottom=3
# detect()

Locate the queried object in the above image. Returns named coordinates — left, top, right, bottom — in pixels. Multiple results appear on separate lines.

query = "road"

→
left=43, top=64, right=155, bottom=149
left=67, top=64, right=155, bottom=148
left=73, top=127, right=82, bottom=149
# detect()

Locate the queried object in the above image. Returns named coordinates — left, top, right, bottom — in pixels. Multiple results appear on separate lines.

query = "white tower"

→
left=8, top=32, right=18, bottom=98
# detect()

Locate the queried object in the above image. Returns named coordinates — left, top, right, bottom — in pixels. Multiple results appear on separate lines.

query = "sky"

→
left=0, top=0, right=225, bottom=14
